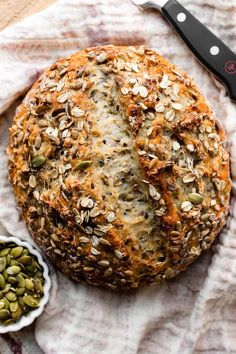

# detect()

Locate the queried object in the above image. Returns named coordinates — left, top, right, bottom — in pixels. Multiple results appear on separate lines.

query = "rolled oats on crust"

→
left=8, top=45, right=231, bottom=290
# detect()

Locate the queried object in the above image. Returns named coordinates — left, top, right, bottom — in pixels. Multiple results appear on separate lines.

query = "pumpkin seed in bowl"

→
left=0, top=236, right=51, bottom=332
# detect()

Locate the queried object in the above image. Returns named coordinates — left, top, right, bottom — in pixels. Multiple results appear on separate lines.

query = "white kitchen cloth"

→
left=0, top=0, right=236, bottom=353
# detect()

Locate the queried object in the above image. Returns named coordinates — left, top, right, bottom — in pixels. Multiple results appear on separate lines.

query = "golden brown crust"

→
left=8, top=45, right=231, bottom=290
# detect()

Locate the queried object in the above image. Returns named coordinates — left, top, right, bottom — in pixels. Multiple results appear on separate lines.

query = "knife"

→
left=130, top=0, right=236, bottom=102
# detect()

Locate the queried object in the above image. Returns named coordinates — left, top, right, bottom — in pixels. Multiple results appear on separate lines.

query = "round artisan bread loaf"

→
left=8, top=45, right=231, bottom=290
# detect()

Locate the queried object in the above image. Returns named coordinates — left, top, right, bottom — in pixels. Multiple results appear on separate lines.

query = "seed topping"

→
left=0, top=241, right=45, bottom=326
left=139, top=86, right=148, bottom=98
left=106, top=212, right=116, bottom=223
left=57, top=93, right=68, bottom=103
left=32, top=156, right=46, bottom=168
left=188, top=193, right=203, bottom=204
left=181, top=201, right=193, bottom=212
left=183, top=173, right=196, bottom=184
left=71, top=107, right=85, bottom=117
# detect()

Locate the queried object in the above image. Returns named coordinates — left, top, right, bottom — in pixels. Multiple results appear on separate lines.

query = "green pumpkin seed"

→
left=7, top=266, right=21, bottom=275
left=0, top=274, right=5, bottom=289
left=8, top=243, right=15, bottom=248
left=32, top=156, right=46, bottom=168
left=10, top=259, right=19, bottom=266
left=33, top=279, right=40, bottom=293
left=16, top=287, right=25, bottom=296
left=18, top=296, right=25, bottom=310
left=36, top=271, right=43, bottom=278
left=19, top=256, right=32, bottom=266
left=76, top=160, right=92, bottom=170
left=3, top=318, right=15, bottom=325
left=23, top=295, right=39, bottom=308
left=10, top=301, right=18, bottom=313
left=0, top=248, right=10, bottom=257
left=25, top=264, right=37, bottom=274
left=2, top=269, right=8, bottom=281
left=36, top=262, right=43, bottom=271
left=3, top=298, right=10, bottom=310
left=25, top=279, right=34, bottom=291
left=188, top=192, right=203, bottom=204
left=38, top=280, right=44, bottom=294
left=16, top=274, right=25, bottom=288
left=2, top=284, right=10, bottom=294
left=5, top=291, right=17, bottom=302
left=38, top=276, right=44, bottom=283
left=10, top=246, right=23, bottom=258
left=22, top=249, right=29, bottom=256
left=0, top=309, right=10, bottom=320
left=11, top=306, right=21, bottom=321
left=0, top=257, right=6, bottom=272
left=0, top=243, right=45, bottom=326
left=20, top=272, right=28, bottom=278
left=8, top=277, right=17, bottom=285
left=6, top=254, right=11, bottom=266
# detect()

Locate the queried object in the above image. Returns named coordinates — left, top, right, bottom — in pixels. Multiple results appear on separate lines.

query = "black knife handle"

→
left=160, top=0, right=236, bottom=102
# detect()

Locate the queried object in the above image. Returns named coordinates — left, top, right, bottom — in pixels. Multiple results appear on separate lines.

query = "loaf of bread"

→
left=8, top=45, right=231, bottom=290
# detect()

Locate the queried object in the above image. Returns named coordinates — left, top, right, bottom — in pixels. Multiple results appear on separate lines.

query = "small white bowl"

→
left=0, top=235, right=51, bottom=333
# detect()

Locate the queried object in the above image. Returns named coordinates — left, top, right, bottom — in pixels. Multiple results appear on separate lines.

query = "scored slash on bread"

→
left=7, top=45, right=231, bottom=290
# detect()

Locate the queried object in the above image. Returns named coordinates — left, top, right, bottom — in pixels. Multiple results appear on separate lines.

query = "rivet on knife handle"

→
left=162, top=0, right=236, bottom=102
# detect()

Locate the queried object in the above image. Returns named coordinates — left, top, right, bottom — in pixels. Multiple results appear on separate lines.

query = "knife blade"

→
left=130, top=0, right=236, bottom=102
